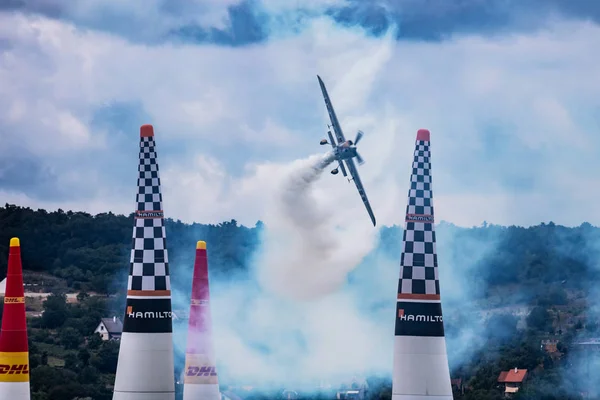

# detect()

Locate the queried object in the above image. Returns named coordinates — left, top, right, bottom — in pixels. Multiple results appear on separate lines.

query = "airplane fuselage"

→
left=334, top=143, right=357, bottom=160
left=317, top=74, right=376, bottom=226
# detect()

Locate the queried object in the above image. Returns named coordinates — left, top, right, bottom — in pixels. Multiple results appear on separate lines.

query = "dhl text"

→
left=4, top=297, right=24, bottom=304
left=0, top=364, right=29, bottom=375
left=186, top=366, right=217, bottom=377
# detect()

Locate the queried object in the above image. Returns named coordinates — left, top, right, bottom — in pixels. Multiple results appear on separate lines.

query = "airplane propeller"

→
left=354, top=130, right=364, bottom=146
left=356, top=152, right=365, bottom=165
left=354, top=130, right=365, bottom=165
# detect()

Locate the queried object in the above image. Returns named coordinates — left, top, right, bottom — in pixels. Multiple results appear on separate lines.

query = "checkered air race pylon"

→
left=183, top=241, right=221, bottom=400
left=113, top=125, right=175, bottom=400
left=0, top=238, right=30, bottom=400
left=391, top=129, right=453, bottom=400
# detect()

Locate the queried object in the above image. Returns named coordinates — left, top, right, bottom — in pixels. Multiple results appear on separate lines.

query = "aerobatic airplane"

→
left=317, top=75, right=377, bottom=227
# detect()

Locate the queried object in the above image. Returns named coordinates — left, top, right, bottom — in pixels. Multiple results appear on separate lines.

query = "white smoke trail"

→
left=279, top=151, right=336, bottom=234
left=171, top=152, right=394, bottom=389
left=256, top=151, right=374, bottom=301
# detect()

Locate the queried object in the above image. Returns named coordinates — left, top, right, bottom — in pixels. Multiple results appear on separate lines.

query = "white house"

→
left=94, top=316, right=123, bottom=341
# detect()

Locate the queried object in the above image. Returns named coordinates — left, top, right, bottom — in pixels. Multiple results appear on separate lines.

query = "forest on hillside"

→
left=2, top=203, right=600, bottom=297
left=1, top=204, right=600, bottom=399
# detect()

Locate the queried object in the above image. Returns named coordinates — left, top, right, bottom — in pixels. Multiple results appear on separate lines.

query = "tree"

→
left=30, top=354, right=41, bottom=369
left=90, top=341, right=120, bottom=374
left=486, top=313, right=519, bottom=342
left=31, top=392, right=49, bottom=400
left=60, top=327, right=82, bottom=349
left=76, top=291, right=90, bottom=303
left=47, top=383, right=87, bottom=400
left=30, top=365, right=77, bottom=394
left=538, top=286, right=568, bottom=306
left=41, top=293, right=69, bottom=329
left=78, top=348, right=91, bottom=366
left=63, top=353, right=78, bottom=370
left=526, top=307, right=552, bottom=332
left=78, top=365, right=99, bottom=384
left=585, top=322, right=598, bottom=334
left=87, top=333, right=103, bottom=350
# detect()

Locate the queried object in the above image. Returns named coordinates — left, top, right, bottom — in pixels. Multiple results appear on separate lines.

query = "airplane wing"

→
left=344, top=157, right=376, bottom=226
left=317, top=75, right=346, bottom=144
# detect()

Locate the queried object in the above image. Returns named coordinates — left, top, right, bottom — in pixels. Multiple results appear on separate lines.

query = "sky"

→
left=2, top=0, right=600, bottom=228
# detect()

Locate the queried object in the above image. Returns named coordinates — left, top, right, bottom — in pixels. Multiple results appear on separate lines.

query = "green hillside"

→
left=0, top=204, right=599, bottom=400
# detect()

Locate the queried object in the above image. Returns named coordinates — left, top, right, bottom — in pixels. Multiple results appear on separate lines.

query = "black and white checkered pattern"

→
left=398, top=139, right=440, bottom=296
left=128, top=136, right=171, bottom=292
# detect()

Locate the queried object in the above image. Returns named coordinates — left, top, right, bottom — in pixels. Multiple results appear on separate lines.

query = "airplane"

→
left=316, top=75, right=376, bottom=227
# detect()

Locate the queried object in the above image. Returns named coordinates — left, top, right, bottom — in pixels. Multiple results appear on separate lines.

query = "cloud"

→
left=4, top=0, right=600, bottom=47
left=2, top=9, right=600, bottom=229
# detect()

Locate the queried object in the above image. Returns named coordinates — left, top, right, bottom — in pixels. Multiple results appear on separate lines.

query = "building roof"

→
left=505, top=386, right=520, bottom=393
left=100, top=317, right=123, bottom=334
left=498, top=368, right=527, bottom=383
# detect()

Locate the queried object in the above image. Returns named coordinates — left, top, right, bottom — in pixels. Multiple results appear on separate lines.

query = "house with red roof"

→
left=497, top=368, right=527, bottom=397
left=541, top=339, right=559, bottom=353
